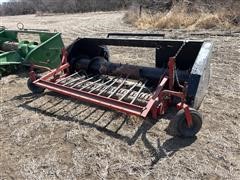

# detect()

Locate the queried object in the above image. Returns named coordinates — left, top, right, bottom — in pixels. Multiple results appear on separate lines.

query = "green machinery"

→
left=0, top=26, right=64, bottom=77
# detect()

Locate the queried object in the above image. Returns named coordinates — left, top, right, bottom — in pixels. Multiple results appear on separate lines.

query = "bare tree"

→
left=4, top=0, right=238, bottom=16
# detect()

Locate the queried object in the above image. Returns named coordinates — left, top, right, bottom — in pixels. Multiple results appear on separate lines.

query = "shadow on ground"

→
left=12, top=92, right=197, bottom=167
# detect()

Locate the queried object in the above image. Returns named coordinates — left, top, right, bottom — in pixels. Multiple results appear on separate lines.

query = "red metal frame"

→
left=31, top=54, right=193, bottom=126
left=177, top=103, right=193, bottom=127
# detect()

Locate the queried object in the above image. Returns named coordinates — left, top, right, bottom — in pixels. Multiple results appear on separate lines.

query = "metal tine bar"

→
left=62, top=74, right=88, bottom=86
left=89, top=77, right=118, bottom=93
left=108, top=77, right=128, bottom=98
left=130, top=80, right=148, bottom=104
left=79, top=77, right=105, bottom=91
left=119, top=81, right=141, bottom=101
left=55, top=72, right=79, bottom=84
left=71, top=75, right=99, bottom=88
left=98, top=77, right=120, bottom=95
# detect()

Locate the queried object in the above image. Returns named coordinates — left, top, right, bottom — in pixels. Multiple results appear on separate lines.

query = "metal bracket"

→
left=177, top=103, right=193, bottom=127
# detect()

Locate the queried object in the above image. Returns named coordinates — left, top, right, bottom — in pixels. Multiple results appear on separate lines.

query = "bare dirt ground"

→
left=0, top=11, right=240, bottom=179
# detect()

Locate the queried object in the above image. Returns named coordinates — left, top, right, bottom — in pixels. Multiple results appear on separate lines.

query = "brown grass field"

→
left=0, top=11, right=240, bottom=179
left=125, top=1, right=240, bottom=30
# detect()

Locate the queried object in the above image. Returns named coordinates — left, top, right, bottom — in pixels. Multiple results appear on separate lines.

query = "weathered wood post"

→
left=139, top=5, right=142, bottom=17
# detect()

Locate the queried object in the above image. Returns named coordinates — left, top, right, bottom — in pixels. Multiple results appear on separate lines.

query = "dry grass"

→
left=125, top=1, right=240, bottom=30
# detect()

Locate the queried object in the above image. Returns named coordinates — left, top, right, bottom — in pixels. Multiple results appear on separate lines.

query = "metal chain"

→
left=174, top=41, right=187, bottom=88
left=174, top=41, right=186, bottom=58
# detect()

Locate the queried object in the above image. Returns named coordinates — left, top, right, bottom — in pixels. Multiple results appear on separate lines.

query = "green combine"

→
left=0, top=26, right=64, bottom=77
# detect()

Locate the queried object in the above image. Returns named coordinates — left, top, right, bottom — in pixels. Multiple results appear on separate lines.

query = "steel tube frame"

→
left=80, top=38, right=203, bottom=48
left=35, top=79, right=145, bottom=116
left=32, top=56, right=190, bottom=120
left=33, top=64, right=158, bottom=117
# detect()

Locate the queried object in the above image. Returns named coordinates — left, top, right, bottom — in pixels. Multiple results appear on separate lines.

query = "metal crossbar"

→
left=70, top=75, right=98, bottom=88
left=98, top=78, right=120, bottom=95
left=108, top=77, right=128, bottom=98
left=55, top=72, right=79, bottom=84
left=119, top=81, right=140, bottom=101
left=62, top=75, right=86, bottom=86
left=88, top=77, right=117, bottom=93
left=79, top=77, right=105, bottom=91
left=130, top=81, right=147, bottom=104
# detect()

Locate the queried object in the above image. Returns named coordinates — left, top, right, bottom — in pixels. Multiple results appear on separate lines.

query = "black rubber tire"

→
left=176, top=108, right=202, bottom=138
left=27, top=76, right=45, bottom=94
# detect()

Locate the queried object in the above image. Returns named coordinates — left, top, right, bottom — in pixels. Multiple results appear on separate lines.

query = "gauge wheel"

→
left=27, top=75, right=45, bottom=94
left=176, top=108, right=202, bottom=138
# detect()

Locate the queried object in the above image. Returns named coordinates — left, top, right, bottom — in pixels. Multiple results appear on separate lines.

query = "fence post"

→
left=139, top=5, right=142, bottom=17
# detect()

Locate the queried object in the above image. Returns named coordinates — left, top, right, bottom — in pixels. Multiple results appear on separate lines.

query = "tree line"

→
left=1, top=0, right=237, bottom=16
left=0, top=0, right=134, bottom=16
